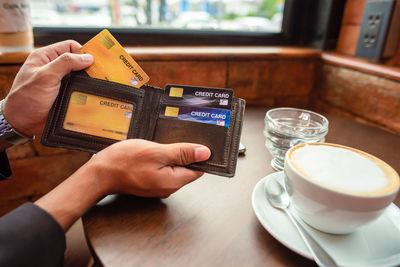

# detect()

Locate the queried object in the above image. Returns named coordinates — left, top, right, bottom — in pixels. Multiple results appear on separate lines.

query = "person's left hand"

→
left=2, top=40, right=94, bottom=136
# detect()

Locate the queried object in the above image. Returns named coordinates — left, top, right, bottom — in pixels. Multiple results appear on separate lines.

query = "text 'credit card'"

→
left=159, top=105, right=231, bottom=128
left=163, top=84, right=233, bottom=109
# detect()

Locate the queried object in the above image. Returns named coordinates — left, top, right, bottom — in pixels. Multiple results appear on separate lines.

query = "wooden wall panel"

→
left=139, top=61, right=227, bottom=89
left=313, top=64, right=400, bottom=134
left=6, top=142, right=36, bottom=160
left=0, top=65, right=20, bottom=99
left=31, top=135, right=78, bottom=156
left=227, top=59, right=316, bottom=107
left=341, top=0, right=366, bottom=25
left=0, top=152, right=90, bottom=215
left=336, top=25, right=362, bottom=55
left=336, top=0, right=366, bottom=56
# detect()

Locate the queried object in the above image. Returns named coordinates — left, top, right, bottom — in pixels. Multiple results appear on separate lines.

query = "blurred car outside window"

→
left=30, top=0, right=284, bottom=33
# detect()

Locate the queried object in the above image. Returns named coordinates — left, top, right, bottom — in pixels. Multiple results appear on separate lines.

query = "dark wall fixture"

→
left=356, top=0, right=400, bottom=60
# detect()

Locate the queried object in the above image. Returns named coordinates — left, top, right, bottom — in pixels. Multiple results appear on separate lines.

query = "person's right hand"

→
left=77, top=139, right=211, bottom=198
left=36, top=139, right=211, bottom=230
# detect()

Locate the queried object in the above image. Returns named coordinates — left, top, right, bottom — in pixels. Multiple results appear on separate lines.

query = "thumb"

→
left=44, top=53, right=94, bottom=79
left=163, top=143, right=211, bottom=166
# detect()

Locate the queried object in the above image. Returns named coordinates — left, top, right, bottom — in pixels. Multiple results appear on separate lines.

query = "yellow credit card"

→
left=63, top=92, right=134, bottom=141
left=77, top=29, right=149, bottom=88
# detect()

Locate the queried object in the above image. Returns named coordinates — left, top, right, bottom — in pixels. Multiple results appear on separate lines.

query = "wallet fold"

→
left=41, top=72, right=245, bottom=177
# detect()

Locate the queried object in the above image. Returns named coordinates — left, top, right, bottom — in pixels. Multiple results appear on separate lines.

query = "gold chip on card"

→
left=169, top=87, right=184, bottom=97
left=76, top=29, right=149, bottom=88
left=164, top=106, right=179, bottom=117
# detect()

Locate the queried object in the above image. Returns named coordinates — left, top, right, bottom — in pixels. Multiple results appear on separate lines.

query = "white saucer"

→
left=252, top=171, right=400, bottom=267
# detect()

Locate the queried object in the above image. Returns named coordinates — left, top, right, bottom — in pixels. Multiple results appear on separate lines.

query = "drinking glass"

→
left=263, top=107, right=329, bottom=171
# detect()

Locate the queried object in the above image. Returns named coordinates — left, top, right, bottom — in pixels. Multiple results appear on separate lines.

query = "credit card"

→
left=77, top=29, right=149, bottom=88
left=159, top=105, right=231, bottom=128
left=163, top=84, right=233, bottom=109
left=63, top=91, right=134, bottom=140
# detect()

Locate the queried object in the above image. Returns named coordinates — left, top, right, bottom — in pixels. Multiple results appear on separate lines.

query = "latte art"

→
left=288, top=143, right=399, bottom=196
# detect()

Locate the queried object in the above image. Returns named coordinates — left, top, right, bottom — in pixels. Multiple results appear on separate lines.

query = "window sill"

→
left=0, top=52, right=30, bottom=64
left=0, top=46, right=320, bottom=64
left=321, top=52, right=400, bottom=83
left=2, top=46, right=399, bottom=82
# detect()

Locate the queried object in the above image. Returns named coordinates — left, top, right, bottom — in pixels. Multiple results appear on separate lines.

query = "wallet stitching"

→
left=148, top=91, right=163, bottom=139
left=43, top=76, right=109, bottom=151
left=227, top=99, right=244, bottom=173
left=44, top=74, right=145, bottom=151
left=155, top=93, right=235, bottom=167
left=57, top=102, right=138, bottom=143
left=154, top=98, right=239, bottom=168
left=74, top=74, right=147, bottom=95
left=57, top=83, right=141, bottom=143
left=189, top=98, right=244, bottom=175
left=191, top=100, right=238, bottom=168
left=138, top=85, right=164, bottom=140
left=204, top=100, right=237, bottom=167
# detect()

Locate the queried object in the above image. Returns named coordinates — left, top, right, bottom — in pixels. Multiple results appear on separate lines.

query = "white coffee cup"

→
left=284, top=143, right=400, bottom=234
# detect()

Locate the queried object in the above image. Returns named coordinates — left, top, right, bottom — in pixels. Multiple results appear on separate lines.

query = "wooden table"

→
left=82, top=107, right=400, bottom=267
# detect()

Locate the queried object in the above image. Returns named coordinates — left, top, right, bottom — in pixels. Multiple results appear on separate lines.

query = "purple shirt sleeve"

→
left=0, top=202, right=66, bottom=267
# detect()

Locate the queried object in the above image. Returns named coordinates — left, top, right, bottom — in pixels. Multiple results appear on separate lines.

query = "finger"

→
left=39, top=40, right=83, bottom=62
left=167, top=166, right=205, bottom=186
left=42, top=52, right=94, bottom=80
left=161, top=143, right=211, bottom=166
left=28, top=40, right=83, bottom=66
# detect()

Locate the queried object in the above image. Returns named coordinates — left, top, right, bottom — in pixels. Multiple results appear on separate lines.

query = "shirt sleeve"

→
left=0, top=202, right=66, bottom=267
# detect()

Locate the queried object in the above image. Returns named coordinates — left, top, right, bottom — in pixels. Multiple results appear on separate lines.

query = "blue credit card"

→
left=159, top=105, right=231, bottom=128
left=163, top=84, right=233, bottom=109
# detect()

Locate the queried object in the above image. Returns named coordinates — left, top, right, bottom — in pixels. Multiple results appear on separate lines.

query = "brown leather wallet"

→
left=41, top=71, right=245, bottom=177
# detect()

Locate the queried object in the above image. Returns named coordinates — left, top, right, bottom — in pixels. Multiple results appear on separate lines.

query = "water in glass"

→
left=264, top=108, right=329, bottom=171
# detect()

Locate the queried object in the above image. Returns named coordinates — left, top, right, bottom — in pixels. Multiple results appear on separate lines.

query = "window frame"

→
left=33, top=27, right=288, bottom=47
left=32, top=0, right=343, bottom=48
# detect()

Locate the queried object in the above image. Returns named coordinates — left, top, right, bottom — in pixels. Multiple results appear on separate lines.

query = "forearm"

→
left=35, top=161, right=110, bottom=231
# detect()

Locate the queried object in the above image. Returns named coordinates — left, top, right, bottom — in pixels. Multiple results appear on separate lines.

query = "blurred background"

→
left=30, top=0, right=284, bottom=33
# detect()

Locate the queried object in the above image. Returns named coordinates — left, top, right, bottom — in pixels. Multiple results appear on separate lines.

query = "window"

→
left=31, top=0, right=292, bottom=46
left=30, top=0, right=345, bottom=48
left=31, top=0, right=284, bottom=33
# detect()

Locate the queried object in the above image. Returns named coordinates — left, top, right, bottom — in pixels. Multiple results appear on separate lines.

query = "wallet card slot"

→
left=153, top=118, right=229, bottom=165
left=56, top=90, right=137, bottom=141
left=42, top=73, right=146, bottom=153
left=152, top=97, right=244, bottom=178
left=137, top=84, right=164, bottom=140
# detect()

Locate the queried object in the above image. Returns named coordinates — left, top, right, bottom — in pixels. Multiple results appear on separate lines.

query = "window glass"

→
left=30, top=0, right=284, bottom=33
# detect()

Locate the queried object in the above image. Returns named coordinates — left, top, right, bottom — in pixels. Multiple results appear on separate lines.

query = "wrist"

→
left=0, top=99, right=34, bottom=149
left=2, top=96, right=35, bottom=136
left=77, top=157, right=114, bottom=197
left=35, top=158, right=112, bottom=231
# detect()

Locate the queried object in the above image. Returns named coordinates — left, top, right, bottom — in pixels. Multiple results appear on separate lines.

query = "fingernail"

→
left=80, top=53, right=94, bottom=63
left=195, top=147, right=211, bottom=161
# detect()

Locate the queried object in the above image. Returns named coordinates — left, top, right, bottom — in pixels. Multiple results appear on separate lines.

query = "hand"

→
left=86, top=139, right=211, bottom=197
left=35, top=139, right=211, bottom=230
left=2, top=40, right=94, bottom=136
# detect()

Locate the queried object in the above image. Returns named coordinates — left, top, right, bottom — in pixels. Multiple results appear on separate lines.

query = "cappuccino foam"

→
left=289, top=144, right=399, bottom=195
